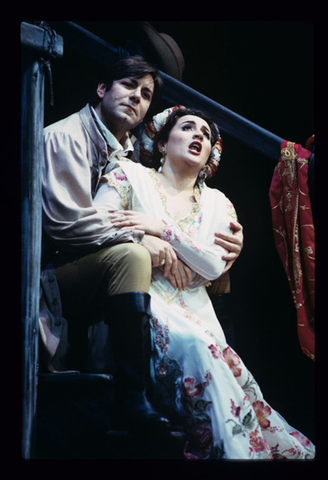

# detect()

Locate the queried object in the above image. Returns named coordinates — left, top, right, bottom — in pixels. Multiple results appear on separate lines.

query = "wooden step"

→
left=35, top=372, right=185, bottom=459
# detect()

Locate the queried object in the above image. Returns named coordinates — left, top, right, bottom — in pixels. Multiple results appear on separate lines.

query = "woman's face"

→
left=163, top=115, right=212, bottom=172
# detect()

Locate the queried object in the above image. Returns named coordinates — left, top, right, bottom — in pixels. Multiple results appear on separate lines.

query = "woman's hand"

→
left=112, top=210, right=165, bottom=237
left=167, top=259, right=193, bottom=290
left=214, top=220, right=244, bottom=274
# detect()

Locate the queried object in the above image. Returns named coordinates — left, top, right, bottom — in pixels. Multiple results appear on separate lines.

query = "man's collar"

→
left=90, top=106, right=134, bottom=154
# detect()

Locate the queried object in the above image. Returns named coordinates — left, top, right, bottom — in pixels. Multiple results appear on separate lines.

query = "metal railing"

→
left=47, top=21, right=284, bottom=161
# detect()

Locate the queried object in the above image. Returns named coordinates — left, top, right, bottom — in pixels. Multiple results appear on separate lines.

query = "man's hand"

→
left=214, top=220, right=244, bottom=274
left=141, top=234, right=178, bottom=277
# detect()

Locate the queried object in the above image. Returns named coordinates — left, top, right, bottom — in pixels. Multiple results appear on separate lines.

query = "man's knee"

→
left=56, top=242, right=152, bottom=301
left=105, top=242, right=151, bottom=269
left=105, top=243, right=151, bottom=294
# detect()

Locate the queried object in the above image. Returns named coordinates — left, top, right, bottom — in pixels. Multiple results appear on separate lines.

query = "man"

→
left=41, top=56, right=243, bottom=433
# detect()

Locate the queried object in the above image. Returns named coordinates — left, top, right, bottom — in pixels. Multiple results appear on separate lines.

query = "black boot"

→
left=105, top=291, right=171, bottom=434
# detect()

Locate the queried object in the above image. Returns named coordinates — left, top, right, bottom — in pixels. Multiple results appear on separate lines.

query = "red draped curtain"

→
left=269, top=139, right=315, bottom=361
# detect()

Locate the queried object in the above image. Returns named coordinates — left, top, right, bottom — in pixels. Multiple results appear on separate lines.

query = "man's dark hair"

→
left=89, top=56, right=164, bottom=115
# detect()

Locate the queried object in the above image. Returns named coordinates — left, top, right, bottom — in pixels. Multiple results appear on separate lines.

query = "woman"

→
left=94, top=106, right=315, bottom=459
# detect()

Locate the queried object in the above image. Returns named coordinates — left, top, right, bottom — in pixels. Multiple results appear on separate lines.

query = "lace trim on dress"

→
left=102, top=170, right=131, bottom=210
left=147, top=169, right=202, bottom=231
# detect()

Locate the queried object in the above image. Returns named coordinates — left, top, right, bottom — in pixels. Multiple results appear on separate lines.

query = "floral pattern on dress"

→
left=160, top=221, right=173, bottom=242
left=225, top=400, right=273, bottom=459
left=101, top=170, right=131, bottom=209
left=97, top=161, right=315, bottom=460
left=178, top=294, right=202, bottom=324
left=112, top=171, right=128, bottom=182
left=290, top=431, right=312, bottom=447
left=252, top=400, right=272, bottom=429
left=151, top=316, right=170, bottom=357
left=249, top=430, right=272, bottom=457
left=222, top=346, right=242, bottom=377
left=208, top=344, right=225, bottom=361
left=181, top=372, right=217, bottom=459
left=183, top=235, right=202, bottom=252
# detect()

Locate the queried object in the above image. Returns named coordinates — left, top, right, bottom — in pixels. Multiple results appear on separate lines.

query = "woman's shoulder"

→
left=105, top=161, right=154, bottom=188
left=114, top=160, right=146, bottom=175
left=202, top=185, right=237, bottom=221
left=203, top=184, right=231, bottom=203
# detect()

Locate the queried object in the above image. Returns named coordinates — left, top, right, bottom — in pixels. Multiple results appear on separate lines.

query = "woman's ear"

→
left=158, top=141, right=166, bottom=153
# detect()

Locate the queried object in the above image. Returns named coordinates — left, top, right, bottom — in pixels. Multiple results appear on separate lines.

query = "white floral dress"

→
left=94, top=161, right=315, bottom=460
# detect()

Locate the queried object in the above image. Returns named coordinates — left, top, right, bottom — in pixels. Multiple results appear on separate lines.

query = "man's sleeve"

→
left=42, top=129, right=143, bottom=250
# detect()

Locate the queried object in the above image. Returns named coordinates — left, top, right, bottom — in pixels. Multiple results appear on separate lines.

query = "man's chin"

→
left=119, top=113, right=141, bottom=130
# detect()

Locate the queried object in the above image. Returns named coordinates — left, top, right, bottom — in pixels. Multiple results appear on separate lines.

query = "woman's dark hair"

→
left=89, top=56, right=164, bottom=115
left=152, top=107, right=220, bottom=172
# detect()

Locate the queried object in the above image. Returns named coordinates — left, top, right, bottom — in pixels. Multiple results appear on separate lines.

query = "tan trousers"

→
left=55, top=242, right=152, bottom=326
left=206, top=271, right=231, bottom=295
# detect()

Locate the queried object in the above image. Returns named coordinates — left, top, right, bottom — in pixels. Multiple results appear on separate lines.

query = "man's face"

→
left=95, top=74, right=155, bottom=141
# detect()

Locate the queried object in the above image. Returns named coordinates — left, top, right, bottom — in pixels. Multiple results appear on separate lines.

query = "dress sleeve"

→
left=160, top=196, right=237, bottom=281
left=93, top=167, right=145, bottom=234
left=42, top=130, right=142, bottom=251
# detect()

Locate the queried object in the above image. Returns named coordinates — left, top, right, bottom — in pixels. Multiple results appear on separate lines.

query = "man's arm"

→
left=42, top=128, right=141, bottom=251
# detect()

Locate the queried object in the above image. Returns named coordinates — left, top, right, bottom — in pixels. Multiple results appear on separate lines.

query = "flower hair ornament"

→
left=140, top=105, right=223, bottom=185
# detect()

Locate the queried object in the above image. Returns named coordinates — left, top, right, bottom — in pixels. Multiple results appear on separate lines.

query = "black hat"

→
left=94, top=21, right=185, bottom=81
left=135, top=22, right=185, bottom=81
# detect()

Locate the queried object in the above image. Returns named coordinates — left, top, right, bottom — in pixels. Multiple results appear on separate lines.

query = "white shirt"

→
left=42, top=104, right=143, bottom=252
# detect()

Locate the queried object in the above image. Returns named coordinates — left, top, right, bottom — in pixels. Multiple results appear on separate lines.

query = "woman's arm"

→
left=100, top=167, right=238, bottom=282
left=112, top=210, right=229, bottom=281
left=159, top=221, right=228, bottom=280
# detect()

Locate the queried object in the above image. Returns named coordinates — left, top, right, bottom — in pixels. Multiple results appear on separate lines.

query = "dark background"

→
left=43, top=21, right=316, bottom=444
